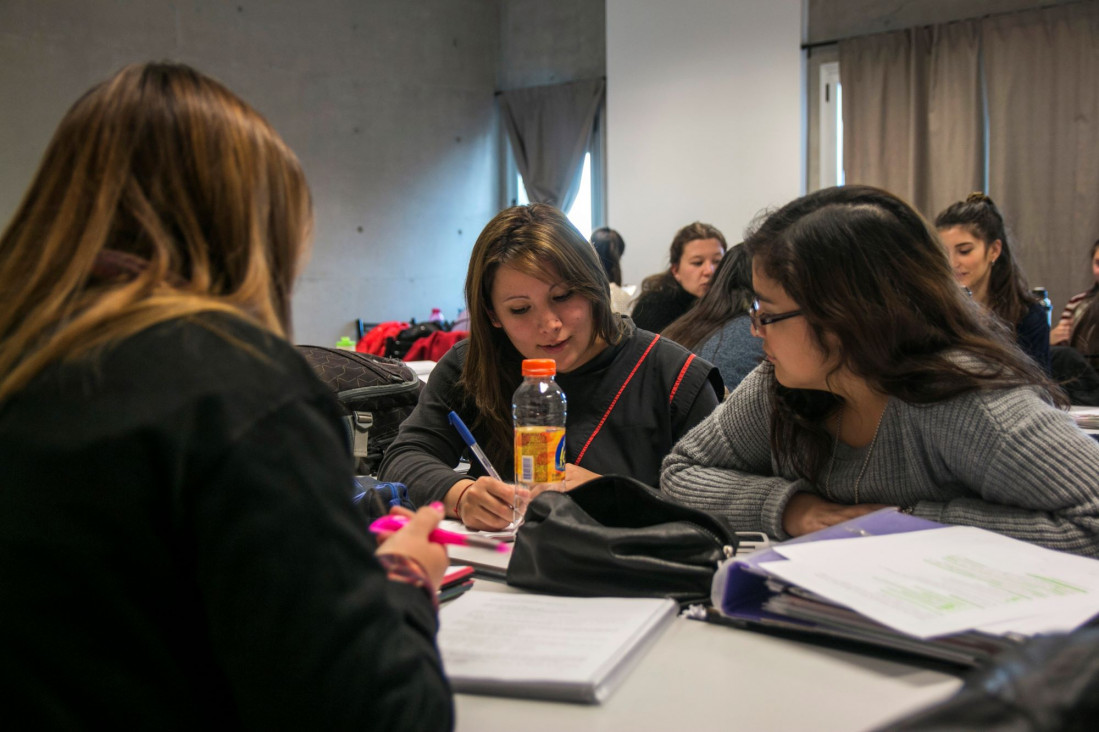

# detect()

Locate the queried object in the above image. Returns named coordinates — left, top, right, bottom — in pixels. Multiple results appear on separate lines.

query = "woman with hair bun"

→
left=935, top=192, right=1051, bottom=374
left=662, top=186, right=1099, bottom=557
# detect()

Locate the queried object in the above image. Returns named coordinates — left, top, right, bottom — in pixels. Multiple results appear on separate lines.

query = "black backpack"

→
left=297, top=346, right=423, bottom=475
left=385, top=322, right=445, bottom=359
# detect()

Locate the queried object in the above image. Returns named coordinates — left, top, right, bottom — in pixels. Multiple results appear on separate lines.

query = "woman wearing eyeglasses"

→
left=661, top=186, right=1099, bottom=557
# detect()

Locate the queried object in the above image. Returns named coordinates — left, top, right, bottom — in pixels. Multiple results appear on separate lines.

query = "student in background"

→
left=1045, top=239, right=1099, bottom=405
left=935, top=193, right=1051, bottom=374
left=662, top=186, right=1099, bottom=557
left=1051, top=238, right=1099, bottom=346
left=0, top=63, right=452, bottom=728
left=380, top=204, right=722, bottom=531
left=663, top=244, right=763, bottom=392
left=590, top=226, right=635, bottom=314
left=631, top=221, right=726, bottom=333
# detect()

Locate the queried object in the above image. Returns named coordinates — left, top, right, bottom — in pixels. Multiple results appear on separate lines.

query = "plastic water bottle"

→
left=1032, top=287, right=1053, bottom=327
left=429, top=307, right=444, bottom=324
left=512, top=358, right=567, bottom=526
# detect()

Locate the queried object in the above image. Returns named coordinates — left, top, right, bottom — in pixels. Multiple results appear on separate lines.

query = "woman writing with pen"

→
left=379, top=204, right=723, bottom=531
left=0, top=63, right=452, bottom=728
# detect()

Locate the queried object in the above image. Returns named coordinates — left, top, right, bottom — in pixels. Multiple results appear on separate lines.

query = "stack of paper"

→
left=709, top=510, right=1099, bottom=666
left=1070, top=406, right=1099, bottom=430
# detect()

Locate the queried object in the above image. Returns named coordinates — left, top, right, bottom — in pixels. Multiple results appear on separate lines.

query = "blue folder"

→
left=704, top=509, right=1019, bottom=667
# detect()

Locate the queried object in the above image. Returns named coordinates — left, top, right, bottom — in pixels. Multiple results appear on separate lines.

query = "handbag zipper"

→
left=689, top=522, right=736, bottom=559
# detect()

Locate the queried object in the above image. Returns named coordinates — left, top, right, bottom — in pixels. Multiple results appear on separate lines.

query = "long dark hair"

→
left=1083, top=239, right=1099, bottom=299
left=662, top=244, right=753, bottom=350
left=590, top=227, right=625, bottom=286
left=0, top=62, right=311, bottom=403
left=639, top=221, right=727, bottom=294
left=746, top=186, right=1061, bottom=484
left=1067, top=239, right=1099, bottom=358
left=460, top=204, right=624, bottom=467
left=934, top=192, right=1036, bottom=327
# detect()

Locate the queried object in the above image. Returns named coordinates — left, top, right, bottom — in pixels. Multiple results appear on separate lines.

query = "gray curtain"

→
left=839, top=20, right=982, bottom=218
left=499, top=78, right=605, bottom=211
left=983, top=2, right=1099, bottom=315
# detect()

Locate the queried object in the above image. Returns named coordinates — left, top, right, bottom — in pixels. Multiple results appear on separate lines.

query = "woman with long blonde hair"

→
left=0, top=63, right=451, bottom=728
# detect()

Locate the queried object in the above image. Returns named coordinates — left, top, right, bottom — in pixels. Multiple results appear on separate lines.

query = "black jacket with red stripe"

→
left=381, top=317, right=723, bottom=505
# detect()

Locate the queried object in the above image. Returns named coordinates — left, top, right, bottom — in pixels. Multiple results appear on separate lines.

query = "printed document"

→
left=760, top=526, right=1099, bottom=639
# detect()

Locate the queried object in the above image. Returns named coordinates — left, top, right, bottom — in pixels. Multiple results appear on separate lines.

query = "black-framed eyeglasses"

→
left=749, top=299, right=803, bottom=329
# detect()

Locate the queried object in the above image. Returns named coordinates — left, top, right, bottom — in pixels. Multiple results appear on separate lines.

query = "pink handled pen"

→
left=369, top=515, right=511, bottom=553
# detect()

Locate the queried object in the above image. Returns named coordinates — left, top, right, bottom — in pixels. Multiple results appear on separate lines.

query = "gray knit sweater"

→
left=661, top=364, right=1099, bottom=556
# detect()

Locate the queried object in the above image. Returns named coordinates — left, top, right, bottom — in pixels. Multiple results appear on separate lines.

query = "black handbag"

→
left=505, top=475, right=737, bottom=603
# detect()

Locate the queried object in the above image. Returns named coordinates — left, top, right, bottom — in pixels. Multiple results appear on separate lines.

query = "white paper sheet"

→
left=761, top=526, right=1099, bottom=639
left=439, top=518, right=515, bottom=542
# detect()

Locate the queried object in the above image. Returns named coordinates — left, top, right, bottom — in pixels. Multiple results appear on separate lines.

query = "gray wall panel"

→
left=0, top=0, right=501, bottom=346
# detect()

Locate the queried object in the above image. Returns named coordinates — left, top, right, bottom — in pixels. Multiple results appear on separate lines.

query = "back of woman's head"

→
left=590, top=227, right=625, bottom=285
left=662, top=243, right=753, bottom=350
left=934, top=192, right=1034, bottom=324
left=0, top=62, right=311, bottom=401
left=461, top=204, right=621, bottom=460
left=745, top=185, right=1048, bottom=401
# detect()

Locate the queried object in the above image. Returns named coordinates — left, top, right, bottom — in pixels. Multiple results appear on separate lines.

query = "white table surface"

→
left=448, top=580, right=963, bottom=732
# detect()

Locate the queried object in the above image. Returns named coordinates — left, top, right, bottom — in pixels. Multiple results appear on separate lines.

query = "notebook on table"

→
left=438, top=592, right=677, bottom=704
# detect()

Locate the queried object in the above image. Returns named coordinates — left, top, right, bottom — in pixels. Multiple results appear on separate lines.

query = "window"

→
left=819, top=61, right=844, bottom=188
left=516, top=152, right=594, bottom=239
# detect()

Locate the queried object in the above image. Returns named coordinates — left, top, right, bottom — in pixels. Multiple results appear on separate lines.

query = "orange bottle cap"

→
left=521, top=359, right=557, bottom=376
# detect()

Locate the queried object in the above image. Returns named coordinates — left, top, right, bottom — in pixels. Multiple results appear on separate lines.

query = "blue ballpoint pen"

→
left=447, top=411, right=503, bottom=481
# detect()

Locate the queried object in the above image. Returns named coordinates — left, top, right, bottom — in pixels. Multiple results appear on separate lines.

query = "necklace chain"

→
left=824, top=403, right=887, bottom=505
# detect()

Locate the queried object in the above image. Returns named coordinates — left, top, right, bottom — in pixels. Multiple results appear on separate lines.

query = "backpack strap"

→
left=575, top=334, right=661, bottom=466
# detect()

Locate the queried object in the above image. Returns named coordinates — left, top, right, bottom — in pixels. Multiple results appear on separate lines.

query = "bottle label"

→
left=514, top=426, right=566, bottom=484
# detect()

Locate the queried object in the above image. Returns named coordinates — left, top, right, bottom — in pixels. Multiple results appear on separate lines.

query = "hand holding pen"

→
left=373, top=503, right=449, bottom=588
left=448, top=411, right=502, bottom=480
left=370, top=513, right=510, bottom=553
left=446, top=411, right=515, bottom=532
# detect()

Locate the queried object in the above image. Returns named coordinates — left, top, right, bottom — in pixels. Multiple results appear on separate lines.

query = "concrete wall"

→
left=498, top=0, right=605, bottom=90
left=0, top=0, right=502, bottom=346
left=606, top=0, right=804, bottom=286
